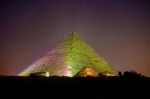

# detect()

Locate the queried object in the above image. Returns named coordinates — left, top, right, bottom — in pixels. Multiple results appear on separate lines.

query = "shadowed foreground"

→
left=0, top=76, right=149, bottom=99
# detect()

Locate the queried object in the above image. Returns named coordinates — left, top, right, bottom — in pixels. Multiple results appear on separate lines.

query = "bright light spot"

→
left=66, top=70, right=73, bottom=77
left=45, top=72, right=50, bottom=77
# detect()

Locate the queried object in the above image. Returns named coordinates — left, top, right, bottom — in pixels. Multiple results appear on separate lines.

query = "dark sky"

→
left=0, top=0, right=150, bottom=76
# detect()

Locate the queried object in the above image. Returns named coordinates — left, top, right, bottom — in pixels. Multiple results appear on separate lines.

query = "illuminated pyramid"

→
left=75, top=66, right=97, bottom=77
left=19, top=32, right=117, bottom=77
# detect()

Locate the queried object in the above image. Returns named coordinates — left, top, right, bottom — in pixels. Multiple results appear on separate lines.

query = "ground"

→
left=0, top=76, right=149, bottom=99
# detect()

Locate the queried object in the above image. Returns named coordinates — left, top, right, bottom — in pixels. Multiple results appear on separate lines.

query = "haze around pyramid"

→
left=19, top=32, right=117, bottom=77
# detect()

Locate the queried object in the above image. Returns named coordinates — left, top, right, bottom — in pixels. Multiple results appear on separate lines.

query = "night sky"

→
left=0, top=0, right=150, bottom=76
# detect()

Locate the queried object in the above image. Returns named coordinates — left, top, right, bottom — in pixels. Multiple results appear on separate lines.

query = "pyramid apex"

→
left=71, top=32, right=78, bottom=35
left=67, top=32, right=79, bottom=37
left=64, top=32, right=81, bottom=40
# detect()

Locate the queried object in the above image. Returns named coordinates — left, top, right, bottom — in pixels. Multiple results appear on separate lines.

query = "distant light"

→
left=45, top=72, right=50, bottom=77
left=66, top=71, right=73, bottom=77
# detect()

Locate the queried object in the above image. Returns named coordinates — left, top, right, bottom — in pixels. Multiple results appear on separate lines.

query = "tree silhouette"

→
left=123, top=70, right=144, bottom=78
left=118, top=71, right=122, bottom=76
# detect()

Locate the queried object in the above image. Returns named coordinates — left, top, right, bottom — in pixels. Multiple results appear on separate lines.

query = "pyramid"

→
left=19, top=32, right=117, bottom=77
left=74, top=66, right=97, bottom=77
